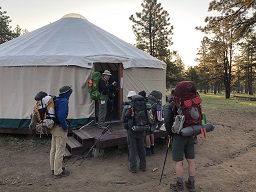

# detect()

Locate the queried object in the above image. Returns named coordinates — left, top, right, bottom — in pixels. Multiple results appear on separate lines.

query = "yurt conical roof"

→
left=0, top=13, right=166, bottom=69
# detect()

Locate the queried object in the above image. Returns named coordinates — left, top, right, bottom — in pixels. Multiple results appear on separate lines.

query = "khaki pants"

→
left=50, top=125, right=68, bottom=175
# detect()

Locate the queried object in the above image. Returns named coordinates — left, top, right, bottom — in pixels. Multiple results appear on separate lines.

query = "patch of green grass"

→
left=0, top=134, right=50, bottom=147
left=231, top=93, right=256, bottom=98
left=200, top=93, right=256, bottom=113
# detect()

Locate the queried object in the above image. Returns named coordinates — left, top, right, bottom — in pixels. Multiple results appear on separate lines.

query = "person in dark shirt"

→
left=122, top=91, right=146, bottom=173
left=98, top=70, right=117, bottom=128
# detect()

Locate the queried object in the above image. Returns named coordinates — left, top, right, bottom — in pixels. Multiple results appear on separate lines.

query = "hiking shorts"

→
left=146, top=124, right=154, bottom=135
left=171, top=134, right=195, bottom=161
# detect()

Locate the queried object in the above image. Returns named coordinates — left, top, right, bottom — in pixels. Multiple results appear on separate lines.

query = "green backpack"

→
left=88, top=71, right=101, bottom=100
left=148, top=90, right=162, bottom=105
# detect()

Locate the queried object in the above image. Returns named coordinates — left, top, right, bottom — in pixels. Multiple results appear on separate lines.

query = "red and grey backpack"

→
left=173, top=81, right=202, bottom=128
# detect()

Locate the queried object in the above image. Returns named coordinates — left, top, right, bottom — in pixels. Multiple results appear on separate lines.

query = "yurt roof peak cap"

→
left=62, top=13, right=86, bottom=20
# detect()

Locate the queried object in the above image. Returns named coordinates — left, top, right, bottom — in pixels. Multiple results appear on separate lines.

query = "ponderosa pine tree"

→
left=208, top=0, right=256, bottom=39
left=0, top=7, right=20, bottom=44
left=196, top=0, right=249, bottom=98
left=129, top=0, right=173, bottom=61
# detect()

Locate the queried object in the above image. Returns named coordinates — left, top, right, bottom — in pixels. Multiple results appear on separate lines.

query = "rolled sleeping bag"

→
left=180, top=123, right=214, bottom=137
left=132, top=125, right=150, bottom=132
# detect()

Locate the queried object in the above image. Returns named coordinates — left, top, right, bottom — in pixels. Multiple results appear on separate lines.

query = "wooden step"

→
left=94, top=129, right=167, bottom=149
left=66, top=122, right=167, bottom=156
left=95, top=129, right=127, bottom=148
left=72, top=129, right=94, bottom=148
left=66, top=136, right=83, bottom=155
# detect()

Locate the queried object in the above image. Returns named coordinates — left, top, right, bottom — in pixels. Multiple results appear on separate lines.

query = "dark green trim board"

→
left=0, top=119, right=30, bottom=129
left=0, top=118, right=95, bottom=130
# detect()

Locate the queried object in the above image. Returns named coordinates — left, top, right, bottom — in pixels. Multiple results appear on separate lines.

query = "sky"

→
left=1, top=0, right=212, bottom=67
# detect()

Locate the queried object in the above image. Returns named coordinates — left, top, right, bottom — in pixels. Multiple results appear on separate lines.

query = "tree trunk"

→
left=214, top=82, right=217, bottom=94
left=236, top=66, right=240, bottom=93
left=223, top=53, right=231, bottom=99
left=218, top=83, right=221, bottom=94
left=248, top=52, right=253, bottom=95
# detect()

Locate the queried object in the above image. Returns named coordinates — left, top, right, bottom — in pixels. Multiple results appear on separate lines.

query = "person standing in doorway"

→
left=98, top=70, right=117, bottom=128
left=50, top=85, right=72, bottom=179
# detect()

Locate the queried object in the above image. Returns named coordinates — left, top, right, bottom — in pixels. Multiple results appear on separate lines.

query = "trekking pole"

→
left=159, top=135, right=171, bottom=185
left=79, top=119, right=94, bottom=130
left=72, top=126, right=110, bottom=165
left=108, top=98, right=114, bottom=132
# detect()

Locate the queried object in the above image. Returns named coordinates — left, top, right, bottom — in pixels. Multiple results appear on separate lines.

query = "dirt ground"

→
left=1, top=106, right=256, bottom=192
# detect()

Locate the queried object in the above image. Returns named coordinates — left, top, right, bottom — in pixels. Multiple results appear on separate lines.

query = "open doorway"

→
left=93, top=63, right=123, bottom=123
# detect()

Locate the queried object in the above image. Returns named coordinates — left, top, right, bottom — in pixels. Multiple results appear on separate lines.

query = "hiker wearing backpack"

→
left=164, top=81, right=201, bottom=192
left=50, top=85, right=72, bottom=179
left=97, top=70, right=117, bottom=129
left=121, top=91, right=137, bottom=129
left=122, top=91, right=147, bottom=173
left=138, top=90, right=153, bottom=156
left=29, top=91, right=56, bottom=135
left=145, top=90, right=163, bottom=156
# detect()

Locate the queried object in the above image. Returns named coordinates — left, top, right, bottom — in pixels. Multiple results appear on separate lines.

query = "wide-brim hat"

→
left=102, top=70, right=112, bottom=76
left=59, top=85, right=72, bottom=94
left=127, top=91, right=136, bottom=98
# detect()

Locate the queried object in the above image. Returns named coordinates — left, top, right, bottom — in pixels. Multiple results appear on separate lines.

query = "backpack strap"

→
left=34, top=101, right=42, bottom=122
left=99, top=78, right=109, bottom=100
left=41, top=99, right=47, bottom=121
left=191, top=125, right=196, bottom=138
left=131, top=107, right=134, bottom=117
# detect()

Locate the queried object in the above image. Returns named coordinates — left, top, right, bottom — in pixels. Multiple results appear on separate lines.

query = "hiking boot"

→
left=98, top=124, right=109, bottom=129
left=146, top=147, right=151, bottom=156
left=54, top=170, right=70, bottom=179
left=150, top=145, right=154, bottom=154
left=129, top=168, right=137, bottom=173
left=52, top=167, right=65, bottom=175
left=170, top=182, right=184, bottom=192
left=140, top=167, right=146, bottom=172
left=185, top=180, right=195, bottom=192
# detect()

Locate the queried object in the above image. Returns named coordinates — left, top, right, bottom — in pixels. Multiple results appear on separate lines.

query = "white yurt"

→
left=0, top=13, right=166, bottom=132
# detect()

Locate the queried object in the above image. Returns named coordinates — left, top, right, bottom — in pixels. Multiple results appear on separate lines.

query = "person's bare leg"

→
left=175, top=161, right=184, bottom=178
left=145, top=135, right=151, bottom=156
left=187, top=159, right=195, bottom=176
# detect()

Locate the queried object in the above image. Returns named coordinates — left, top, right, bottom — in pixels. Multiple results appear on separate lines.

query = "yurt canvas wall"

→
left=0, top=66, right=93, bottom=129
left=0, top=65, right=165, bottom=130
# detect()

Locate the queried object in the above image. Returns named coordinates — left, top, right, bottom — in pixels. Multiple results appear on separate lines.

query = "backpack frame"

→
left=31, top=92, right=57, bottom=134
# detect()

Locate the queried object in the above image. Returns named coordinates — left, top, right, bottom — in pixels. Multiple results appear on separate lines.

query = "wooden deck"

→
left=65, top=122, right=167, bottom=157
